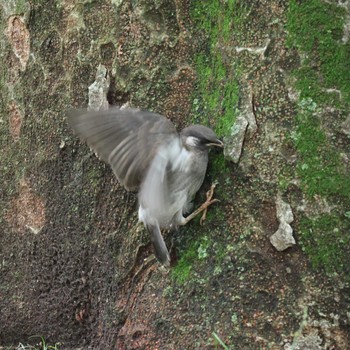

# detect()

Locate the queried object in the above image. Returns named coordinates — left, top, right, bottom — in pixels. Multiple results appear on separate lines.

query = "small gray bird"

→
left=68, top=107, right=223, bottom=265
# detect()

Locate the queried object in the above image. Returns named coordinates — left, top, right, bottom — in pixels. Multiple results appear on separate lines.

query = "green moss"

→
left=171, top=236, right=213, bottom=284
left=190, top=0, right=245, bottom=137
left=171, top=241, right=197, bottom=284
left=287, top=0, right=350, bottom=106
left=287, top=0, right=345, bottom=52
left=210, top=152, right=229, bottom=179
left=287, top=1, right=350, bottom=276
left=0, top=0, right=31, bottom=17
left=216, top=81, right=239, bottom=138
left=292, top=107, right=350, bottom=275
left=15, top=1, right=30, bottom=15
left=293, top=109, right=350, bottom=200
left=298, top=213, right=350, bottom=274
left=172, top=1, right=247, bottom=284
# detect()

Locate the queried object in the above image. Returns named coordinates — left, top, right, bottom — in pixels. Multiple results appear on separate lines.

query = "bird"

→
left=68, top=107, right=224, bottom=265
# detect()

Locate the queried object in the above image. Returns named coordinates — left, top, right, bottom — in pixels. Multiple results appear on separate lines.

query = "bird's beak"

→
left=207, top=139, right=224, bottom=148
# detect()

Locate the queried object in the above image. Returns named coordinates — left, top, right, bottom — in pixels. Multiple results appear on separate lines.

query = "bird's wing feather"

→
left=68, top=107, right=177, bottom=190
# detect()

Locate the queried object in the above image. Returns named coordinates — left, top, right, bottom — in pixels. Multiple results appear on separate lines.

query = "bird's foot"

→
left=181, top=181, right=219, bottom=226
left=199, top=182, right=219, bottom=225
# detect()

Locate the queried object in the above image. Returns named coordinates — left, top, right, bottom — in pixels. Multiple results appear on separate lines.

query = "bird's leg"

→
left=181, top=182, right=219, bottom=226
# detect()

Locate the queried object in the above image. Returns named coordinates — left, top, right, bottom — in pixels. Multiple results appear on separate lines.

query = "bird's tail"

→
left=145, top=222, right=170, bottom=266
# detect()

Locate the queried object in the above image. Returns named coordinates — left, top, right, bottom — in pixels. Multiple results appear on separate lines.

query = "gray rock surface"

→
left=224, top=84, right=257, bottom=163
left=270, top=221, right=296, bottom=251
left=270, top=194, right=295, bottom=251
left=224, top=114, right=248, bottom=163
left=276, top=195, right=294, bottom=224
left=88, top=64, right=110, bottom=112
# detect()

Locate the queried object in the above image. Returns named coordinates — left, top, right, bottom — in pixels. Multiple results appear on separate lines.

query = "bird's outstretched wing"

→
left=68, top=107, right=178, bottom=191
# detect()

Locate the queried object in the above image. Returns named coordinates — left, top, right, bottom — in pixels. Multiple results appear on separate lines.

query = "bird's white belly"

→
left=138, top=140, right=207, bottom=229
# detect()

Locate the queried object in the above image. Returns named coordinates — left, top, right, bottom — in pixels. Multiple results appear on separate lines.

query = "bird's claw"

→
left=206, top=181, right=217, bottom=198
left=182, top=182, right=220, bottom=226
left=199, top=183, right=220, bottom=225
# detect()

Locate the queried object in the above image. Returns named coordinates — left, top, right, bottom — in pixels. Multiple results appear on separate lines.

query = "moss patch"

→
left=293, top=107, right=350, bottom=200
left=190, top=0, right=245, bottom=137
left=171, top=1, right=246, bottom=285
left=294, top=114, right=350, bottom=274
left=171, top=0, right=252, bottom=288
left=287, top=0, right=350, bottom=107
left=171, top=235, right=213, bottom=284
left=287, top=1, right=350, bottom=276
left=171, top=241, right=197, bottom=284
left=299, top=213, right=350, bottom=274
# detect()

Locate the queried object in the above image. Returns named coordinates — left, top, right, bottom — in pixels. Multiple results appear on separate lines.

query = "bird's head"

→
left=181, top=125, right=224, bottom=151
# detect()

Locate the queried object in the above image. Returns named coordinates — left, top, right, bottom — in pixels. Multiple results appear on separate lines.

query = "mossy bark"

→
left=1, top=1, right=349, bottom=349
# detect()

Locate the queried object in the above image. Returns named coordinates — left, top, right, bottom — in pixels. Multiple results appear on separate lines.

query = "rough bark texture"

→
left=1, top=1, right=349, bottom=349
